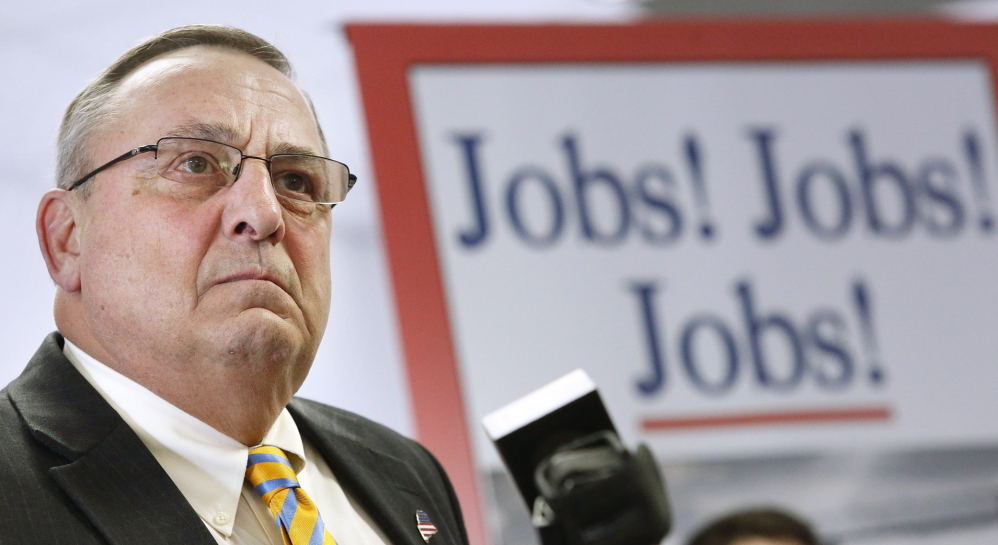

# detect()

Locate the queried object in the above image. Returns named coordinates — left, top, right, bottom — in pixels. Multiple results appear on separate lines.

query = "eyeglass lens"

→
left=154, top=137, right=350, bottom=205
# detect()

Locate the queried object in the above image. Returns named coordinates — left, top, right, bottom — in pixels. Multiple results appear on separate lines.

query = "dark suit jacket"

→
left=0, top=333, right=469, bottom=545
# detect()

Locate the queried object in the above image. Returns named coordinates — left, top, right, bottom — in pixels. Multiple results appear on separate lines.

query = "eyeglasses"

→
left=66, top=137, right=357, bottom=210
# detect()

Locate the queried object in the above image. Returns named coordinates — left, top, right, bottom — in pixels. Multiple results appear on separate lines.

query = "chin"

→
left=216, top=312, right=311, bottom=369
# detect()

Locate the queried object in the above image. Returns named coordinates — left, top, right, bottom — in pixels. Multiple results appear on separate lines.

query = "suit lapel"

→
left=8, top=333, right=216, bottom=545
left=290, top=402, right=446, bottom=545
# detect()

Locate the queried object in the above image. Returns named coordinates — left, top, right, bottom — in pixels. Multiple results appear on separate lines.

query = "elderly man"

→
left=0, top=25, right=468, bottom=545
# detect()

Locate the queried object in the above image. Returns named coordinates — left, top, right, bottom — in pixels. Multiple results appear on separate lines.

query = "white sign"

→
left=409, top=61, right=998, bottom=467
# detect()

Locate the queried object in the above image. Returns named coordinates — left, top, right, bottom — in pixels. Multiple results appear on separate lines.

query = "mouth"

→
left=216, top=272, right=287, bottom=292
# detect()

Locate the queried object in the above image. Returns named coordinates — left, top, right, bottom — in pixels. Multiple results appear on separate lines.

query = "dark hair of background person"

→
left=687, top=507, right=820, bottom=545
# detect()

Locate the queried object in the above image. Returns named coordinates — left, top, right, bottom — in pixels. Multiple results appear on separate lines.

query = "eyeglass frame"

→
left=64, top=136, right=358, bottom=208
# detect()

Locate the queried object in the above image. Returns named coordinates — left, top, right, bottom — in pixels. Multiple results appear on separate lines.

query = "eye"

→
left=180, top=154, right=212, bottom=174
left=276, top=171, right=309, bottom=194
left=270, top=155, right=331, bottom=204
left=273, top=170, right=319, bottom=202
left=155, top=138, right=237, bottom=189
left=166, top=151, right=228, bottom=178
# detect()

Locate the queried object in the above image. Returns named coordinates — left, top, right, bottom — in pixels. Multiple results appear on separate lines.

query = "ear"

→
left=36, top=189, right=82, bottom=292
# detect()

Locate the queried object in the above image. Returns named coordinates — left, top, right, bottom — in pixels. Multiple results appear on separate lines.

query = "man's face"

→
left=71, top=46, right=331, bottom=396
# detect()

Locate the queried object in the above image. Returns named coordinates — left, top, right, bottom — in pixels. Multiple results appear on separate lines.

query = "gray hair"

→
left=56, top=24, right=326, bottom=193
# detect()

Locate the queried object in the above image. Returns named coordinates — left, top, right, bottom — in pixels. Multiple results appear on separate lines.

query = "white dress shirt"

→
left=63, top=339, right=390, bottom=545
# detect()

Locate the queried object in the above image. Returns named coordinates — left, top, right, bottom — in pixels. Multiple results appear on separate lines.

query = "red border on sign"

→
left=642, top=406, right=893, bottom=431
left=346, top=20, right=998, bottom=545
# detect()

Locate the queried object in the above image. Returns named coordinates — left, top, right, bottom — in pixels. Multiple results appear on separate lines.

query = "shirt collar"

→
left=62, top=339, right=306, bottom=537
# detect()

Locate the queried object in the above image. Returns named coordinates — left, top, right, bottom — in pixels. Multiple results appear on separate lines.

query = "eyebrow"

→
left=164, top=121, right=323, bottom=157
left=272, top=142, right=321, bottom=156
left=165, top=121, right=239, bottom=143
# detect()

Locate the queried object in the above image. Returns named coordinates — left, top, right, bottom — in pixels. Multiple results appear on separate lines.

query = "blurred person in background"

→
left=687, top=507, right=820, bottom=545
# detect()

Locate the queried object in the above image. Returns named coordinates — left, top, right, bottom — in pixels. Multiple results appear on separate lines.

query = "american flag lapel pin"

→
left=415, top=510, right=438, bottom=543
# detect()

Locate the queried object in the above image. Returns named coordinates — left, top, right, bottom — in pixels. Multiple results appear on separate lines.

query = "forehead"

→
left=107, top=46, right=322, bottom=154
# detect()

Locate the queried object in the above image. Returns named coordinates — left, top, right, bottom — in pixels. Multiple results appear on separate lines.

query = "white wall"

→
left=0, top=0, right=636, bottom=436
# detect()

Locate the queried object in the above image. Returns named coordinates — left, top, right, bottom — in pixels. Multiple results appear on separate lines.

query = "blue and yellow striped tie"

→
left=246, top=445, right=337, bottom=545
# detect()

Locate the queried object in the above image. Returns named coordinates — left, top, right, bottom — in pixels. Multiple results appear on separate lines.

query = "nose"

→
left=220, top=157, right=285, bottom=243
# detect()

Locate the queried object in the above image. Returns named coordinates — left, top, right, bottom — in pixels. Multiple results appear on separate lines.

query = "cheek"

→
left=84, top=227, right=181, bottom=303
left=81, top=199, right=210, bottom=305
left=299, top=247, right=331, bottom=300
left=288, top=226, right=332, bottom=306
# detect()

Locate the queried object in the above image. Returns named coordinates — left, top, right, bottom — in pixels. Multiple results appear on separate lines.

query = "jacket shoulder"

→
left=289, top=397, right=415, bottom=446
left=288, top=397, right=471, bottom=545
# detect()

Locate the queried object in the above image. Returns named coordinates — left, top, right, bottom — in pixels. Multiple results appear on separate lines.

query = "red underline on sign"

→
left=641, top=406, right=892, bottom=431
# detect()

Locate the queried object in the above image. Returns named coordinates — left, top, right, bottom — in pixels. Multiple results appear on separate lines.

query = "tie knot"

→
left=246, top=445, right=300, bottom=503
